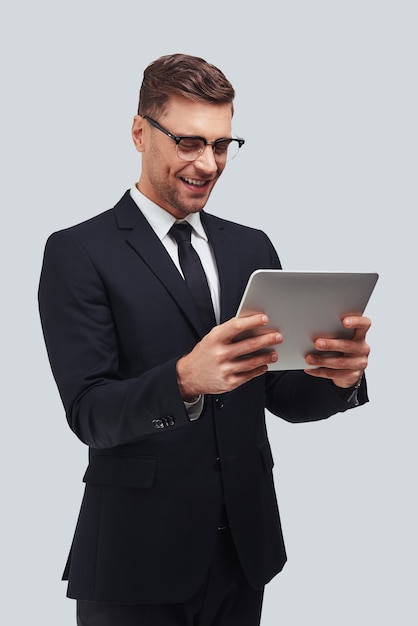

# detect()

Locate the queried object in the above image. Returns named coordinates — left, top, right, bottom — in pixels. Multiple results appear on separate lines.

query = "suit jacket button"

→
left=215, top=397, right=224, bottom=410
left=152, top=419, right=164, bottom=429
left=214, top=457, right=221, bottom=470
left=166, top=416, right=175, bottom=426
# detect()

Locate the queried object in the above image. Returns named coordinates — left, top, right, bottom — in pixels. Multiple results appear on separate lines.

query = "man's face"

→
left=132, top=95, right=233, bottom=219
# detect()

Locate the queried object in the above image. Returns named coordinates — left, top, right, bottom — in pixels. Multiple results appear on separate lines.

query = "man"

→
left=38, top=53, right=371, bottom=626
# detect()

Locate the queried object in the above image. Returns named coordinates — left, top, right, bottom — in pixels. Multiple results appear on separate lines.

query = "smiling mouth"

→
left=181, top=177, right=209, bottom=187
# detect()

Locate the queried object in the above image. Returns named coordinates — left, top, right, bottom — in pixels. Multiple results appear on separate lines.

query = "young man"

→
left=38, top=53, right=371, bottom=626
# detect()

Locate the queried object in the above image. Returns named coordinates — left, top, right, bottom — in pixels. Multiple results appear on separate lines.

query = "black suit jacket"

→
left=38, top=191, right=368, bottom=603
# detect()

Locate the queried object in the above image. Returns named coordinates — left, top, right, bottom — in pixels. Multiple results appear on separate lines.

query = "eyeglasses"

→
left=144, top=116, right=245, bottom=163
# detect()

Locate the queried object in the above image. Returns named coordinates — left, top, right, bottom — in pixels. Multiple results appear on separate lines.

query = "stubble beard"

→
left=152, top=170, right=214, bottom=218
left=146, top=143, right=216, bottom=217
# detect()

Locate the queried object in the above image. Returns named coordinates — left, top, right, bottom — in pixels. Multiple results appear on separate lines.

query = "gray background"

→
left=1, top=1, right=416, bottom=624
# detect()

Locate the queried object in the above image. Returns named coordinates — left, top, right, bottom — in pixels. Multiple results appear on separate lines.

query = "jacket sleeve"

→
left=265, top=367, right=369, bottom=423
left=38, top=229, right=190, bottom=449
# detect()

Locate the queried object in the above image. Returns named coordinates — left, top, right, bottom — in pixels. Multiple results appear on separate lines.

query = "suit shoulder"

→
left=46, top=208, right=114, bottom=241
left=203, top=212, right=281, bottom=268
left=203, top=211, right=269, bottom=238
left=44, top=191, right=136, bottom=246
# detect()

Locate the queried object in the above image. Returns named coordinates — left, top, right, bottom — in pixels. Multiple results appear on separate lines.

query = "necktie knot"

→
left=170, top=222, right=193, bottom=245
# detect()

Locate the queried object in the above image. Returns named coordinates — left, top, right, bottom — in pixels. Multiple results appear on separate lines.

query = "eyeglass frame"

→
left=143, top=115, right=245, bottom=162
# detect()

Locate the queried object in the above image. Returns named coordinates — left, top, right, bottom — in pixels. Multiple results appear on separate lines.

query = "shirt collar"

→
left=130, top=185, right=208, bottom=242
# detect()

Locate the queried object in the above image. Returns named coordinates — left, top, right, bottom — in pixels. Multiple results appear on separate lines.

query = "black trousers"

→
left=76, top=529, right=264, bottom=626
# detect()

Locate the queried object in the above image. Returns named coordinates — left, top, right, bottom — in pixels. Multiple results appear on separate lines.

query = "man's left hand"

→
left=304, top=315, right=371, bottom=389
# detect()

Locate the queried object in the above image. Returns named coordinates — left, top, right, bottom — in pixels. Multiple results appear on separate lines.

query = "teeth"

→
left=183, top=177, right=206, bottom=187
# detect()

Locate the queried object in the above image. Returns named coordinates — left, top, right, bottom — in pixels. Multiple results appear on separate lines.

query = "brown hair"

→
left=137, top=53, right=235, bottom=118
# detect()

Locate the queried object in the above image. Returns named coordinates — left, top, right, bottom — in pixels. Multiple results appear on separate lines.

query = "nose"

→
left=194, top=144, right=219, bottom=173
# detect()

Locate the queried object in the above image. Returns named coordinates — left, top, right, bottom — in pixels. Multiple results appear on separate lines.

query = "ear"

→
left=132, top=115, right=145, bottom=152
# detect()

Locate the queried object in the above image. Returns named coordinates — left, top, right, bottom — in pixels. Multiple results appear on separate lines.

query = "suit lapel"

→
left=113, top=192, right=245, bottom=332
left=201, top=213, right=244, bottom=324
left=113, top=192, right=206, bottom=337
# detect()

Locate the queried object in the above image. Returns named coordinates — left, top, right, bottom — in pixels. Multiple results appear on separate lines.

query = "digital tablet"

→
left=235, top=270, right=379, bottom=370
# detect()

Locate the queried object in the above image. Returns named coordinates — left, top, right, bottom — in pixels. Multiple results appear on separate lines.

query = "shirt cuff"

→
left=184, top=395, right=204, bottom=421
left=332, top=373, right=364, bottom=406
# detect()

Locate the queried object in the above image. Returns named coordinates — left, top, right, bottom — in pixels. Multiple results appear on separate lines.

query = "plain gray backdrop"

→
left=1, top=1, right=416, bottom=624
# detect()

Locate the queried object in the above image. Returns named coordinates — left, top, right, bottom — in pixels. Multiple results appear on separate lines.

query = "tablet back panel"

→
left=236, top=270, right=378, bottom=370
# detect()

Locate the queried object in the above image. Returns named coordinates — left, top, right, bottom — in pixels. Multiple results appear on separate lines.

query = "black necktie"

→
left=169, top=222, right=216, bottom=333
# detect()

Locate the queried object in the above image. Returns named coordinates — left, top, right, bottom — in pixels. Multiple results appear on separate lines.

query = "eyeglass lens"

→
left=177, top=138, right=240, bottom=162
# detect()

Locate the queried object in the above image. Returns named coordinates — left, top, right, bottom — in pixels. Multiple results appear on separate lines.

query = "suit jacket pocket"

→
left=83, top=455, right=157, bottom=489
left=259, top=440, right=275, bottom=472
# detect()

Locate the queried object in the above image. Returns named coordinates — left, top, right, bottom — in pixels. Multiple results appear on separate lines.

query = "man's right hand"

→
left=176, top=314, right=282, bottom=400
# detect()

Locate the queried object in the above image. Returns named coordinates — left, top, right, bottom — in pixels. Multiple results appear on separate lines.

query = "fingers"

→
left=207, top=316, right=281, bottom=372
left=304, top=347, right=368, bottom=388
left=307, top=315, right=371, bottom=358
left=208, top=314, right=282, bottom=360
left=304, top=366, right=363, bottom=388
left=306, top=351, right=368, bottom=370
left=303, top=315, right=371, bottom=388
left=342, top=315, right=371, bottom=341
left=231, top=346, right=279, bottom=372
left=231, top=329, right=282, bottom=360
left=176, top=314, right=282, bottom=399
left=219, top=313, right=273, bottom=341
left=305, top=338, right=369, bottom=373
